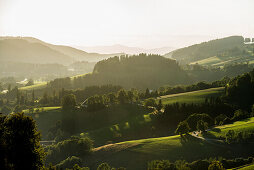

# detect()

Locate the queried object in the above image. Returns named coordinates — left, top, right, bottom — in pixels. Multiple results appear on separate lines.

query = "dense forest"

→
left=47, top=54, right=191, bottom=90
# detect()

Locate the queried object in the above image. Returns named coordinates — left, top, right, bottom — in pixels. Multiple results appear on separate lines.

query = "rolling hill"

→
left=83, top=116, right=254, bottom=169
left=86, top=131, right=254, bottom=169
left=0, top=38, right=73, bottom=65
left=165, top=36, right=254, bottom=66
left=0, top=37, right=123, bottom=65
left=27, top=87, right=224, bottom=145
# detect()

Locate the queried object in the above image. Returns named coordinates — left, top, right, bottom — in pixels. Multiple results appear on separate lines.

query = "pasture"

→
left=206, top=117, right=254, bottom=139
left=157, top=87, right=224, bottom=105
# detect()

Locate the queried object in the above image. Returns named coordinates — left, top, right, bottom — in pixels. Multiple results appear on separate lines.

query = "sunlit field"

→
left=157, top=87, right=224, bottom=105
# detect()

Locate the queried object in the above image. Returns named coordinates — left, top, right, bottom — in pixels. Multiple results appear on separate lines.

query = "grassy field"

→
left=238, top=164, right=254, bottom=170
left=22, top=106, right=61, bottom=113
left=190, top=54, right=254, bottom=67
left=157, top=87, right=224, bottom=105
left=205, top=117, right=254, bottom=139
left=19, top=81, right=48, bottom=91
left=190, top=56, right=222, bottom=66
left=86, top=133, right=254, bottom=170
left=70, top=73, right=90, bottom=79
left=19, top=73, right=91, bottom=91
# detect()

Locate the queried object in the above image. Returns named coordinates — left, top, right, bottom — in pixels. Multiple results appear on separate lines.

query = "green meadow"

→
left=157, top=87, right=224, bottom=105
left=206, top=117, right=254, bottom=139
left=19, top=73, right=90, bottom=91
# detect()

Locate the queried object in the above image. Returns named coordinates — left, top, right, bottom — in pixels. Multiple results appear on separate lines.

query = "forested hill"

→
left=91, top=54, right=190, bottom=89
left=50, top=54, right=191, bottom=89
left=165, top=36, right=245, bottom=64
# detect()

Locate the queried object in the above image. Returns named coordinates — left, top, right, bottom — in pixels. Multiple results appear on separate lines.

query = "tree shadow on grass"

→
left=211, top=128, right=221, bottom=133
left=180, top=134, right=200, bottom=146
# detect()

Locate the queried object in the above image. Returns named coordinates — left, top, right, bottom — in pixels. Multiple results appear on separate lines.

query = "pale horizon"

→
left=0, top=0, right=254, bottom=49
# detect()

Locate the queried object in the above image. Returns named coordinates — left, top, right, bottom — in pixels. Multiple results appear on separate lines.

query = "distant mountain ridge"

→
left=74, top=44, right=175, bottom=55
left=0, top=37, right=123, bottom=65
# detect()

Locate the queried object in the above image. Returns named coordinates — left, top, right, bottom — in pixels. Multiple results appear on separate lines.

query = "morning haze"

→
left=0, top=0, right=254, bottom=169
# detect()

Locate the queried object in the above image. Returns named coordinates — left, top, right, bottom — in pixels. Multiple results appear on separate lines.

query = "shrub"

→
left=144, top=98, right=157, bottom=108
left=208, top=161, right=224, bottom=170
left=46, top=136, right=93, bottom=165
left=148, top=160, right=177, bottom=170
left=56, top=156, right=82, bottom=169
left=186, top=113, right=213, bottom=131
left=189, top=160, right=210, bottom=170
left=225, top=130, right=235, bottom=144
left=175, top=121, right=190, bottom=136
left=97, top=163, right=111, bottom=170
left=215, top=114, right=227, bottom=125
left=231, top=109, right=249, bottom=122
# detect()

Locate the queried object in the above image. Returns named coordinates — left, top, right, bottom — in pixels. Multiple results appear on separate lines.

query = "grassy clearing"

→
left=22, top=106, right=61, bottom=113
left=19, top=73, right=91, bottom=91
left=19, top=82, right=47, bottom=91
left=70, top=73, right=90, bottom=79
left=206, top=117, right=254, bottom=139
left=190, top=55, right=254, bottom=67
left=157, top=87, right=224, bottom=105
left=238, top=164, right=254, bottom=170
left=190, top=56, right=222, bottom=66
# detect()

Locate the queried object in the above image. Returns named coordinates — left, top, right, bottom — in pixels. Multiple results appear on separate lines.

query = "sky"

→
left=0, top=0, right=254, bottom=48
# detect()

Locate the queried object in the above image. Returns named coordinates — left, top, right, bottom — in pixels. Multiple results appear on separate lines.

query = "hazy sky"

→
left=0, top=0, right=253, bottom=48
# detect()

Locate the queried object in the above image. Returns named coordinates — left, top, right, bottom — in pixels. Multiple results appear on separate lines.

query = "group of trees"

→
left=84, top=89, right=139, bottom=112
left=45, top=136, right=93, bottom=165
left=148, top=156, right=254, bottom=170
left=174, top=113, right=211, bottom=136
left=54, top=160, right=125, bottom=170
left=148, top=159, right=224, bottom=170
left=187, top=63, right=253, bottom=83
left=225, top=129, right=254, bottom=144
left=39, top=85, right=123, bottom=107
left=225, top=69, right=254, bottom=109
left=153, top=97, right=234, bottom=130
left=47, top=54, right=190, bottom=90
left=0, top=112, right=45, bottom=169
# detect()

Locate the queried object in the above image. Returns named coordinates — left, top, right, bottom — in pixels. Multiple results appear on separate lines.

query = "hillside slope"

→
left=165, top=36, right=246, bottom=64
left=0, top=37, right=123, bottom=65
left=0, top=39, right=73, bottom=65
left=86, top=134, right=254, bottom=169
left=21, top=37, right=124, bottom=62
left=84, top=117, right=254, bottom=169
